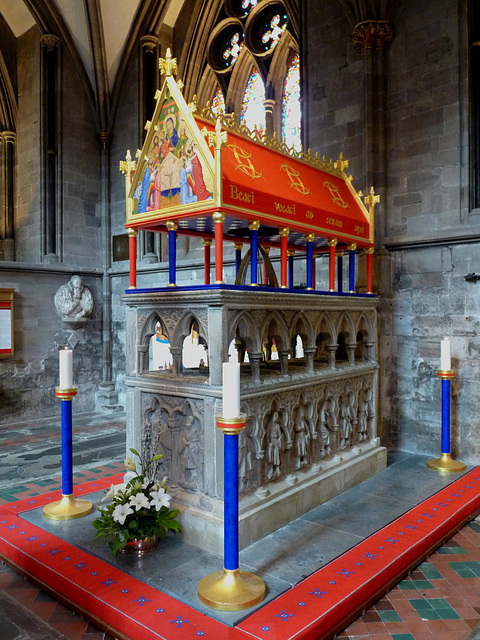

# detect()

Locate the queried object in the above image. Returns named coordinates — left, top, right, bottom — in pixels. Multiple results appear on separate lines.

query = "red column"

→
left=279, top=227, right=289, bottom=288
left=203, top=239, right=212, bottom=285
left=366, top=247, right=374, bottom=294
left=328, top=239, right=337, bottom=292
left=127, top=228, right=137, bottom=289
left=213, top=212, right=225, bottom=284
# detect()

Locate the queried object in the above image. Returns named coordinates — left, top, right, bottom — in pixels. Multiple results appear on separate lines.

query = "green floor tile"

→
left=7, top=485, right=30, bottom=493
left=467, top=521, right=480, bottom=534
left=410, top=598, right=433, bottom=610
left=34, top=479, right=58, bottom=487
left=379, top=610, right=402, bottom=622
left=449, top=561, right=480, bottom=578
left=398, top=579, right=418, bottom=590
left=392, top=634, right=415, bottom=640
left=418, top=563, right=444, bottom=579
left=437, top=546, right=467, bottom=554
left=409, top=597, right=460, bottom=620
left=414, top=579, right=433, bottom=589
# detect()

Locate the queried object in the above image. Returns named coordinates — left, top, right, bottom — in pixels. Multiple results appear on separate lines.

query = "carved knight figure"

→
left=293, top=405, right=310, bottom=469
left=266, top=410, right=282, bottom=480
left=178, top=415, right=203, bottom=491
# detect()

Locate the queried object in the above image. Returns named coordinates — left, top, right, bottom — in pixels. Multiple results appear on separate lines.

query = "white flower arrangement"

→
left=92, top=448, right=181, bottom=555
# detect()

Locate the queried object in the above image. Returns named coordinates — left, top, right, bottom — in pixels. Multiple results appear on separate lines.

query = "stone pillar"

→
left=141, top=35, right=160, bottom=263
left=351, top=20, right=393, bottom=245
left=41, top=34, right=62, bottom=264
left=263, top=98, right=275, bottom=138
left=0, top=131, right=15, bottom=261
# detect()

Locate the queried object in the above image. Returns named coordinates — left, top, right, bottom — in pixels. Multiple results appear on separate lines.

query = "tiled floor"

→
left=0, top=413, right=479, bottom=639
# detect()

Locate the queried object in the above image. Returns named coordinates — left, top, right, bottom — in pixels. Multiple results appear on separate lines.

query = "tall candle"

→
left=59, top=347, right=73, bottom=388
left=440, top=337, right=451, bottom=371
left=222, top=361, right=240, bottom=419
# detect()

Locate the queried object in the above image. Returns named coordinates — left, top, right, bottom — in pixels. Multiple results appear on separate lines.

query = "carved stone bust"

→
left=55, top=275, right=93, bottom=326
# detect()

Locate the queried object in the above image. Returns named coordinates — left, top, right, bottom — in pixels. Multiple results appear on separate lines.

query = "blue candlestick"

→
left=61, top=398, right=73, bottom=495
left=427, top=371, right=465, bottom=473
left=224, top=432, right=239, bottom=571
left=43, top=388, right=92, bottom=520
left=197, top=415, right=265, bottom=610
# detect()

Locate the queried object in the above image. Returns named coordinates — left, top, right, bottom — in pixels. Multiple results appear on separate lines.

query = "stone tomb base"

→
left=123, top=287, right=385, bottom=555
left=173, top=439, right=387, bottom=553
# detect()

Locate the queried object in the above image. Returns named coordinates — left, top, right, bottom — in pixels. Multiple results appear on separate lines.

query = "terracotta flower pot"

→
left=118, top=533, right=159, bottom=555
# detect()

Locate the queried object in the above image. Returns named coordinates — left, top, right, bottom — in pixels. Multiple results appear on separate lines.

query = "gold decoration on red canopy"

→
left=227, top=143, right=263, bottom=180
left=280, top=163, right=310, bottom=196
left=323, top=181, right=349, bottom=209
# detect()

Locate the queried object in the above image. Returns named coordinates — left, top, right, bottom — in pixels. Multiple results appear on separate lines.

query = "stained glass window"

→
left=241, top=0, right=259, bottom=15
left=240, top=68, right=265, bottom=134
left=222, top=30, right=244, bottom=68
left=212, top=85, right=225, bottom=115
left=261, top=13, right=287, bottom=52
left=282, top=53, right=301, bottom=151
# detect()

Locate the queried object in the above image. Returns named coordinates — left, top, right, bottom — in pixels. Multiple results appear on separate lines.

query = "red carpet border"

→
left=1, top=469, right=480, bottom=640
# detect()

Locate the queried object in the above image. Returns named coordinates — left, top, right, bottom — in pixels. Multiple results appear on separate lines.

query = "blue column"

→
left=223, top=433, right=239, bottom=571
left=348, top=244, right=356, bottom=293
left=249, top=222, right=259, bottom=285
left=61, top=399, right=73, bottom=495
left=305, top=235, right=314, bottom=289
left=235, top=243, right=242, bottom=277
left=288, top=251, right=294, bottom=289
left=337, top=252, right=344, bottom=293
left=167, top=221, right=177, bottom=286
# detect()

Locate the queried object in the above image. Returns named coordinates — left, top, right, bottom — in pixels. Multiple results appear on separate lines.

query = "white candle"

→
left=222, top=361, right=240, bottom=419
left=59, top=347, right=73, bottom=388
left=440, top=337, right=451, bottom=371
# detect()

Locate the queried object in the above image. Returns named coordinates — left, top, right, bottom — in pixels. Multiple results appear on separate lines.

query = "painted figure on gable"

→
left=165, top=115, right=179, bottom=149
left=133, top=96, right=214, bottom=214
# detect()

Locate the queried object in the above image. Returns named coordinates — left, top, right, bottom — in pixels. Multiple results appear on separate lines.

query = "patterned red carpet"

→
left=1, top=467, right=480, bottom=640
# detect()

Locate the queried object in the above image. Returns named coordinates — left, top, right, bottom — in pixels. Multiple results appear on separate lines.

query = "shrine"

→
left=120, top=51, right=386, bottom=553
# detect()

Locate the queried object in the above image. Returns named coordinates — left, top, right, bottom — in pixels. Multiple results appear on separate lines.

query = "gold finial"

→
left=364, top=186, right=380, bottom=209
left=335, top=152, right=349, bottom=173
left=207, top=116, right=228, bottom=149
left=119, top=150, right=136, bottom=175
left=177, top=79, right=184, bottom=91
left=159, top=48, right=177, bottom=77
left=154, top=89, right=161, bottom=101
left=144, top=120, right=151, bottom=132
left=188, top=94, right=198, bottom=114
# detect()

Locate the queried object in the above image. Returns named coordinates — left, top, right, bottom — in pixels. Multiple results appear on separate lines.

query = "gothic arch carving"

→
left=171, top=310, right=208, bottom=351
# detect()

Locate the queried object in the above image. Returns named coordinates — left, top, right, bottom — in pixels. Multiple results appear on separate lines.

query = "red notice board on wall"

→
left=0, top=288, right=14, bottom=358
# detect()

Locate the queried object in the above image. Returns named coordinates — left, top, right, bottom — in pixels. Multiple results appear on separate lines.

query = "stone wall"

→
left=0, top=267, right=103, bottom=423
left=304, top=0, right=480, bottom=464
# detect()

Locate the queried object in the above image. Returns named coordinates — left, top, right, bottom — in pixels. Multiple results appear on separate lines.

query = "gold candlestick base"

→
left=43, top=494, right=93, bottom=520
left=426, top=453, right=466, bottom=473
left=197, top=568, right=266, bottom=611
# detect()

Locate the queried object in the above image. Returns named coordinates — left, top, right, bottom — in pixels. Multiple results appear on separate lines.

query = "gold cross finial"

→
left=335, top=152, right=349, bottom=173
left=159, top=48, right=177, bottom=77
left=206, top=116, right=228, bottom=148
left=364, top=186, right=380, bottom=209
left=119, top=150, right=136, bottom=175
left=188, top=94, right=198, bottom=114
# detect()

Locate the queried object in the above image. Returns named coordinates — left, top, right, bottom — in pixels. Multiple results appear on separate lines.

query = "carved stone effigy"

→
left=123, top=287, right=386, bottom=552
